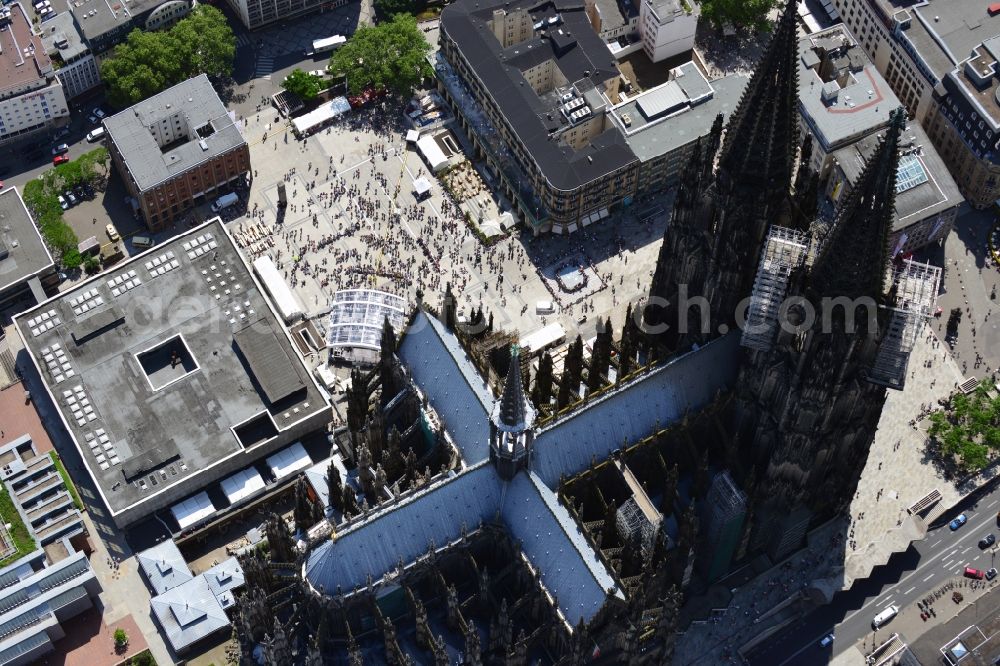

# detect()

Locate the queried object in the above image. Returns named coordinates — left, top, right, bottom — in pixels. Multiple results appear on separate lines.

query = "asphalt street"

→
left=747, top=482, right=1000, bottom=666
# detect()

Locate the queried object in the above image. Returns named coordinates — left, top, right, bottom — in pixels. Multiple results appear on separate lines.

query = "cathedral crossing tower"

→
left=489, top=345, right=536, bottom=480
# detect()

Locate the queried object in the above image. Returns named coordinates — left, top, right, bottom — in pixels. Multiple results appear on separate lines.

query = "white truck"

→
left=211, top=192, right=239, bottom=213
left=306, top=35, right=346, bottom=57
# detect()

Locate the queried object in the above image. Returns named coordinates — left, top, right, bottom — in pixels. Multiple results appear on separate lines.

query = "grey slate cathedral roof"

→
left=305, top=310, right=740, bottom=625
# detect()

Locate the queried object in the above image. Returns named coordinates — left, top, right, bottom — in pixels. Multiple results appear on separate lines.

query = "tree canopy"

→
left=927, top=384, right=1000, bottom=473
left=373, top=0, right=426, bottom=20
left=697, top=0, right=781, bottom=32
left=282, top=69, right=326, bottom=101
left=329, top=14, right=432, bottom=95
left=100, top=5, right=236, bottom=107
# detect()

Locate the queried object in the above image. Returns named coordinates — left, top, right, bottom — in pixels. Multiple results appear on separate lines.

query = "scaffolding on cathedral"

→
left=869, top=259, right=941, bottom=389
left=741, top=226, right=811, bottom=351
left=616, top=497, right=658, bottom=555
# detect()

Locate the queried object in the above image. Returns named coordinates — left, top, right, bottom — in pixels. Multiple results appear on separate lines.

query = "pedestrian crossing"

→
left=255, top=56, right=274, bottom=80
left=235, top=33, right=251, bottom=48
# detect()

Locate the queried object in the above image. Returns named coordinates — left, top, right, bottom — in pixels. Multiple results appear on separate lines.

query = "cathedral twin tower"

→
left=646, top=0, right=906, bottom=559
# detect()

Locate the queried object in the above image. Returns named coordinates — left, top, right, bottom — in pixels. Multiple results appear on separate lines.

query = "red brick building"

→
left=105, top=74, right=250, bottom=232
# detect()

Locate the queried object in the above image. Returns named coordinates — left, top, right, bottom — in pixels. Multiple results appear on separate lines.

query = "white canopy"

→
left=171, top=492, right=216, bottom=530
left=292, top=96, right=351, bottom=136
left=416, top=135, right=449, bottom=172
left=405, top=129, right=420, bottom=143
left=221, top=468, right=266, bottom=504
left=413, top=176, right=432, bottom=196
left=266, top=442, right=312, bottom=480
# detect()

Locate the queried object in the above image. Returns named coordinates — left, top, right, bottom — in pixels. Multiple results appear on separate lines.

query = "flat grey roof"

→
left=104, top=74, right=246, bottom=193
left=440, top=0, right=637, bottom=191
left=233, top=322, right=305, bottom=403
left=69, top=0, right=171, bottom=43
left=797, top=26, right=903, bottom=152
left=615, top=70, right=748, bottom=162
left=14, top=219, right=325, bottom=518
left=831, top=120, right=962, bottom=231
left=905, top=0, right=1000, bottom=78
left=0, top=188, right=55, bottom=297
left=39, top=12, right=89, bottom=62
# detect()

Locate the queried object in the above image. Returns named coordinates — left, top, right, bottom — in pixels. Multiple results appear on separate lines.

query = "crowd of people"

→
left=233, top=103, right=665, bottom=333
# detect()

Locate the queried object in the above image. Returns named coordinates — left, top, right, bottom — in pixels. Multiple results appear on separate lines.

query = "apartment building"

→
left=828, top=0, right=1000, bottom=207
left=104, top=75, right=250, bottom=231
left=39, top=13, right=100, bottom=100
left=0, top=3, right=69, bottom=147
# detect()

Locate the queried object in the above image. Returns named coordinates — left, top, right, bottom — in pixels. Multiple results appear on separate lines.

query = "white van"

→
left=872, top=605, right=898, bottom=629
left=211, top=192, right=239, bottom=212
left=132, top=235, right=155, bottom=250
left=86, top=127, right=105, bottom=143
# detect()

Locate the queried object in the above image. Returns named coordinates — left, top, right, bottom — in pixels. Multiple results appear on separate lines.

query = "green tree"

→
left=697, top=0, right=781, bottom=32
left=100, top=6, right=235, bottom=107
left=329, top=14, right=432, bottom=95
left=171, top=5, right=236, bottom=79
left=373, top=0, right=425, bottom=20
left=282, top=69, right=326, bottom=101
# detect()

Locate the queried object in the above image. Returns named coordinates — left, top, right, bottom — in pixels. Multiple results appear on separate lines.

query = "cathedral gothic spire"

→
left=645, top=1, right=803, bottom=351
left=809, top=107, right=906, bottom=303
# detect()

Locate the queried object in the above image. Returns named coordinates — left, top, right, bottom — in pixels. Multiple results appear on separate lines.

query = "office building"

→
left=796, top=25, right=904, bottom=176
left=796, top=25, right=961, bottom=253
left=637, top=0, right=697, bottom=63
left=39, top=13, right=100, bottom=101
left=437, top=0, right=738, bottom=233
left=222, top=0, right=350, bottom=31
left=104, top=75, right=250, bottom=232
left=69, top=0, right=193, bottom=54
left=583, top=0, right=696, bottom=63
left=0, top=188, right=58, bottom=313
left=828, top=121, right=961, bottom=255
left=828, top=0, right=1000, bottom=208
left=14, top=218, right=330, bottom=529
left=0, top=3, right=69, bottom=147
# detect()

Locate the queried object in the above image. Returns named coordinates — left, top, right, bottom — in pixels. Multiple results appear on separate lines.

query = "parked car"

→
left=309, top=69, right=327, bottom=77
left=64, top=191, right=77, bottom=206
left=987, top=568, right=998, bottom=581
left=105, top=224, right=120, bottom=242
left=92, top=108, right=106, bottom=119
left=52, top=155, right=70, bottom=165
left=57, top=195, right=68, bottom=210
left=53, top=127, right=70, bottom=140
left=980, top=534, right=996, bottom=549
left=819, top=634, right=834, bottom=648
left=965, top=567, right=985, bottom=579
left=51, top=143, right=69, bottom=155
left=950, top=514, right=968, bottom=530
